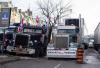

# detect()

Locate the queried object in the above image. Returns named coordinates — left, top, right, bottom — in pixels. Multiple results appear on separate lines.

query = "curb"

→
left=0, top=57, right=20, bottom=65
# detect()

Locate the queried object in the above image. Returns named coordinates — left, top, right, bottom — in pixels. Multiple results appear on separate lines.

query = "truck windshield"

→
left=0, top=29, right=3, bottom=33
left=5, top=28, right=15, bottom=33
left=23, top=28, right=42, bottom=33
left=58, top=29, right=76, bottom=34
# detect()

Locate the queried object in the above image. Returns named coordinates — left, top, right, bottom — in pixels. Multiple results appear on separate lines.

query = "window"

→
left=23, top=28, right=42, bottom=33
left=58, top=29, right=76, bottom=34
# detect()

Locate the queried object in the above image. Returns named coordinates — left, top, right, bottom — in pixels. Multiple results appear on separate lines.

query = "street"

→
left=0, top=0, right=100, bottom=68
left=84, top=48, right=100, bottom=64
left=0, top=48, right=99, bottom=68
left=0, top=55, right=99, bottom=68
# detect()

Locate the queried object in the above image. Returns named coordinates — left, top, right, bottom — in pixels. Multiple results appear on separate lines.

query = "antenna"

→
left=79, top=14, right=82, bottom=47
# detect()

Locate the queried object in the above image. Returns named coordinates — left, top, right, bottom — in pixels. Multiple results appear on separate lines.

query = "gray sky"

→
left=72, top=0, right=100, bottom=35
left=1, top=0, right=100, bottom=35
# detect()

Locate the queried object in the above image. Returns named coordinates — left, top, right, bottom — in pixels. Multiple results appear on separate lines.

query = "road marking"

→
left=54, top=63, right=61, bottom=68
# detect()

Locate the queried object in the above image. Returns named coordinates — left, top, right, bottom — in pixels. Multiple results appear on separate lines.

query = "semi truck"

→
left=47, top=18, right=84, bottom=58
left=94, top=23, right=100, bottom=53
left=6, top=25, right=48, bottom=57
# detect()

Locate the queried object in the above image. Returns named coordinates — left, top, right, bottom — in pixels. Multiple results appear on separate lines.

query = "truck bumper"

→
left=46, top=50, right=77, bottom=58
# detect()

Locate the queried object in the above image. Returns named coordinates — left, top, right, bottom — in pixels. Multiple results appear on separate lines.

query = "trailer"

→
left=94, top=23, right=100, bottom=52
left=47, top=18, right=84, bottom=58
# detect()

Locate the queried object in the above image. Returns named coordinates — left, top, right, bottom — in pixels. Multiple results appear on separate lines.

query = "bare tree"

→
left=37, top=0, right=71, bottom=43
left=37, top=0, right=72, bottom=26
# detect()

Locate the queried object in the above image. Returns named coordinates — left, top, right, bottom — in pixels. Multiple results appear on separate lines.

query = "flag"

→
left=18, top=15, right=24, bottom=32
left=36, top=16, right=39, bottom=23
left=26, top=16, right=30, bottom=24
left=20, top=17, right=24, bottom=27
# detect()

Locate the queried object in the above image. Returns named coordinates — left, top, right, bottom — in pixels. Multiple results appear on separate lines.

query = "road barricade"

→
left=76, top=48, right=84, bottom=64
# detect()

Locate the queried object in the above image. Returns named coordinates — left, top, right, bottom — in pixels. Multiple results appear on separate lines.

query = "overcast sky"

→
left=71, top=0, right=100, bottom=35
left=1, top=0, right=100, bottom=35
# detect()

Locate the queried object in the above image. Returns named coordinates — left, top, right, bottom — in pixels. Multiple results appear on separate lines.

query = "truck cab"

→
left=47, top=25, right=79, bottom=58
left=47, top=18, right=84, bottom=58
left=6, top=25, right=48, bottom=57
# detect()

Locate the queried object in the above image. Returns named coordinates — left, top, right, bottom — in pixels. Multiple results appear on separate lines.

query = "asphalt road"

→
left=0, top=57, right=99, bottom=68
left=0, top=48, right=100, bottom=68
left=84, top=48, right=100, bottom=64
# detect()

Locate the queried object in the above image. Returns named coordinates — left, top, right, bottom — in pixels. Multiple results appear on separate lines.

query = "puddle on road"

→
left=84, top=48, right=100, bottom=64
left=84, top=56, right=100, bottom=64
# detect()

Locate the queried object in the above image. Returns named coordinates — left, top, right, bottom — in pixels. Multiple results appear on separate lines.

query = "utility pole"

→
left=70, top=9, right=72, bottom=18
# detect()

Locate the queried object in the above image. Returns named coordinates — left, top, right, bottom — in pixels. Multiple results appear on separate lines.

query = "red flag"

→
left=36, top=16, right=39, bottom=23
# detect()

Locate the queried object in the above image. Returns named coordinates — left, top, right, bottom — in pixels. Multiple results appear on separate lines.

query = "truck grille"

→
left=15, top=34, right=29, bottom=48
left=54, top=35, right=69, bottom=49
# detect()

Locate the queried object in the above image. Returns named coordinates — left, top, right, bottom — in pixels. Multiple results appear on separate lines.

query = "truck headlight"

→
left=34, top=40, right=37, bottom=43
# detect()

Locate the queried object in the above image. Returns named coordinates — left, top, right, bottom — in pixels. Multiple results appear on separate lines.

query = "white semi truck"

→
left=47, top=18, right=84, bottom=58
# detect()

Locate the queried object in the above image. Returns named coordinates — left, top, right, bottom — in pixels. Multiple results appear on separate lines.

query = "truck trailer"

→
left=94, top=23, right=100, bottom=52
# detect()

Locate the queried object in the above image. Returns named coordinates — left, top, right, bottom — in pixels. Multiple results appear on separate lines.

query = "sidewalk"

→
left=0, top=55, right=20, bottom=65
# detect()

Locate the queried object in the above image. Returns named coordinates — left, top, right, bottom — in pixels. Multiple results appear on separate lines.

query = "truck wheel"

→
left=98, top=48, right=100, bottom=53
left=34, top=49, right=39, bottom=57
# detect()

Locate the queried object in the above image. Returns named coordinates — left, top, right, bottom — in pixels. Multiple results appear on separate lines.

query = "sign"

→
left=2, top=11, right=9, bottom=20
left=0, top=8, right=11, bottom=27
